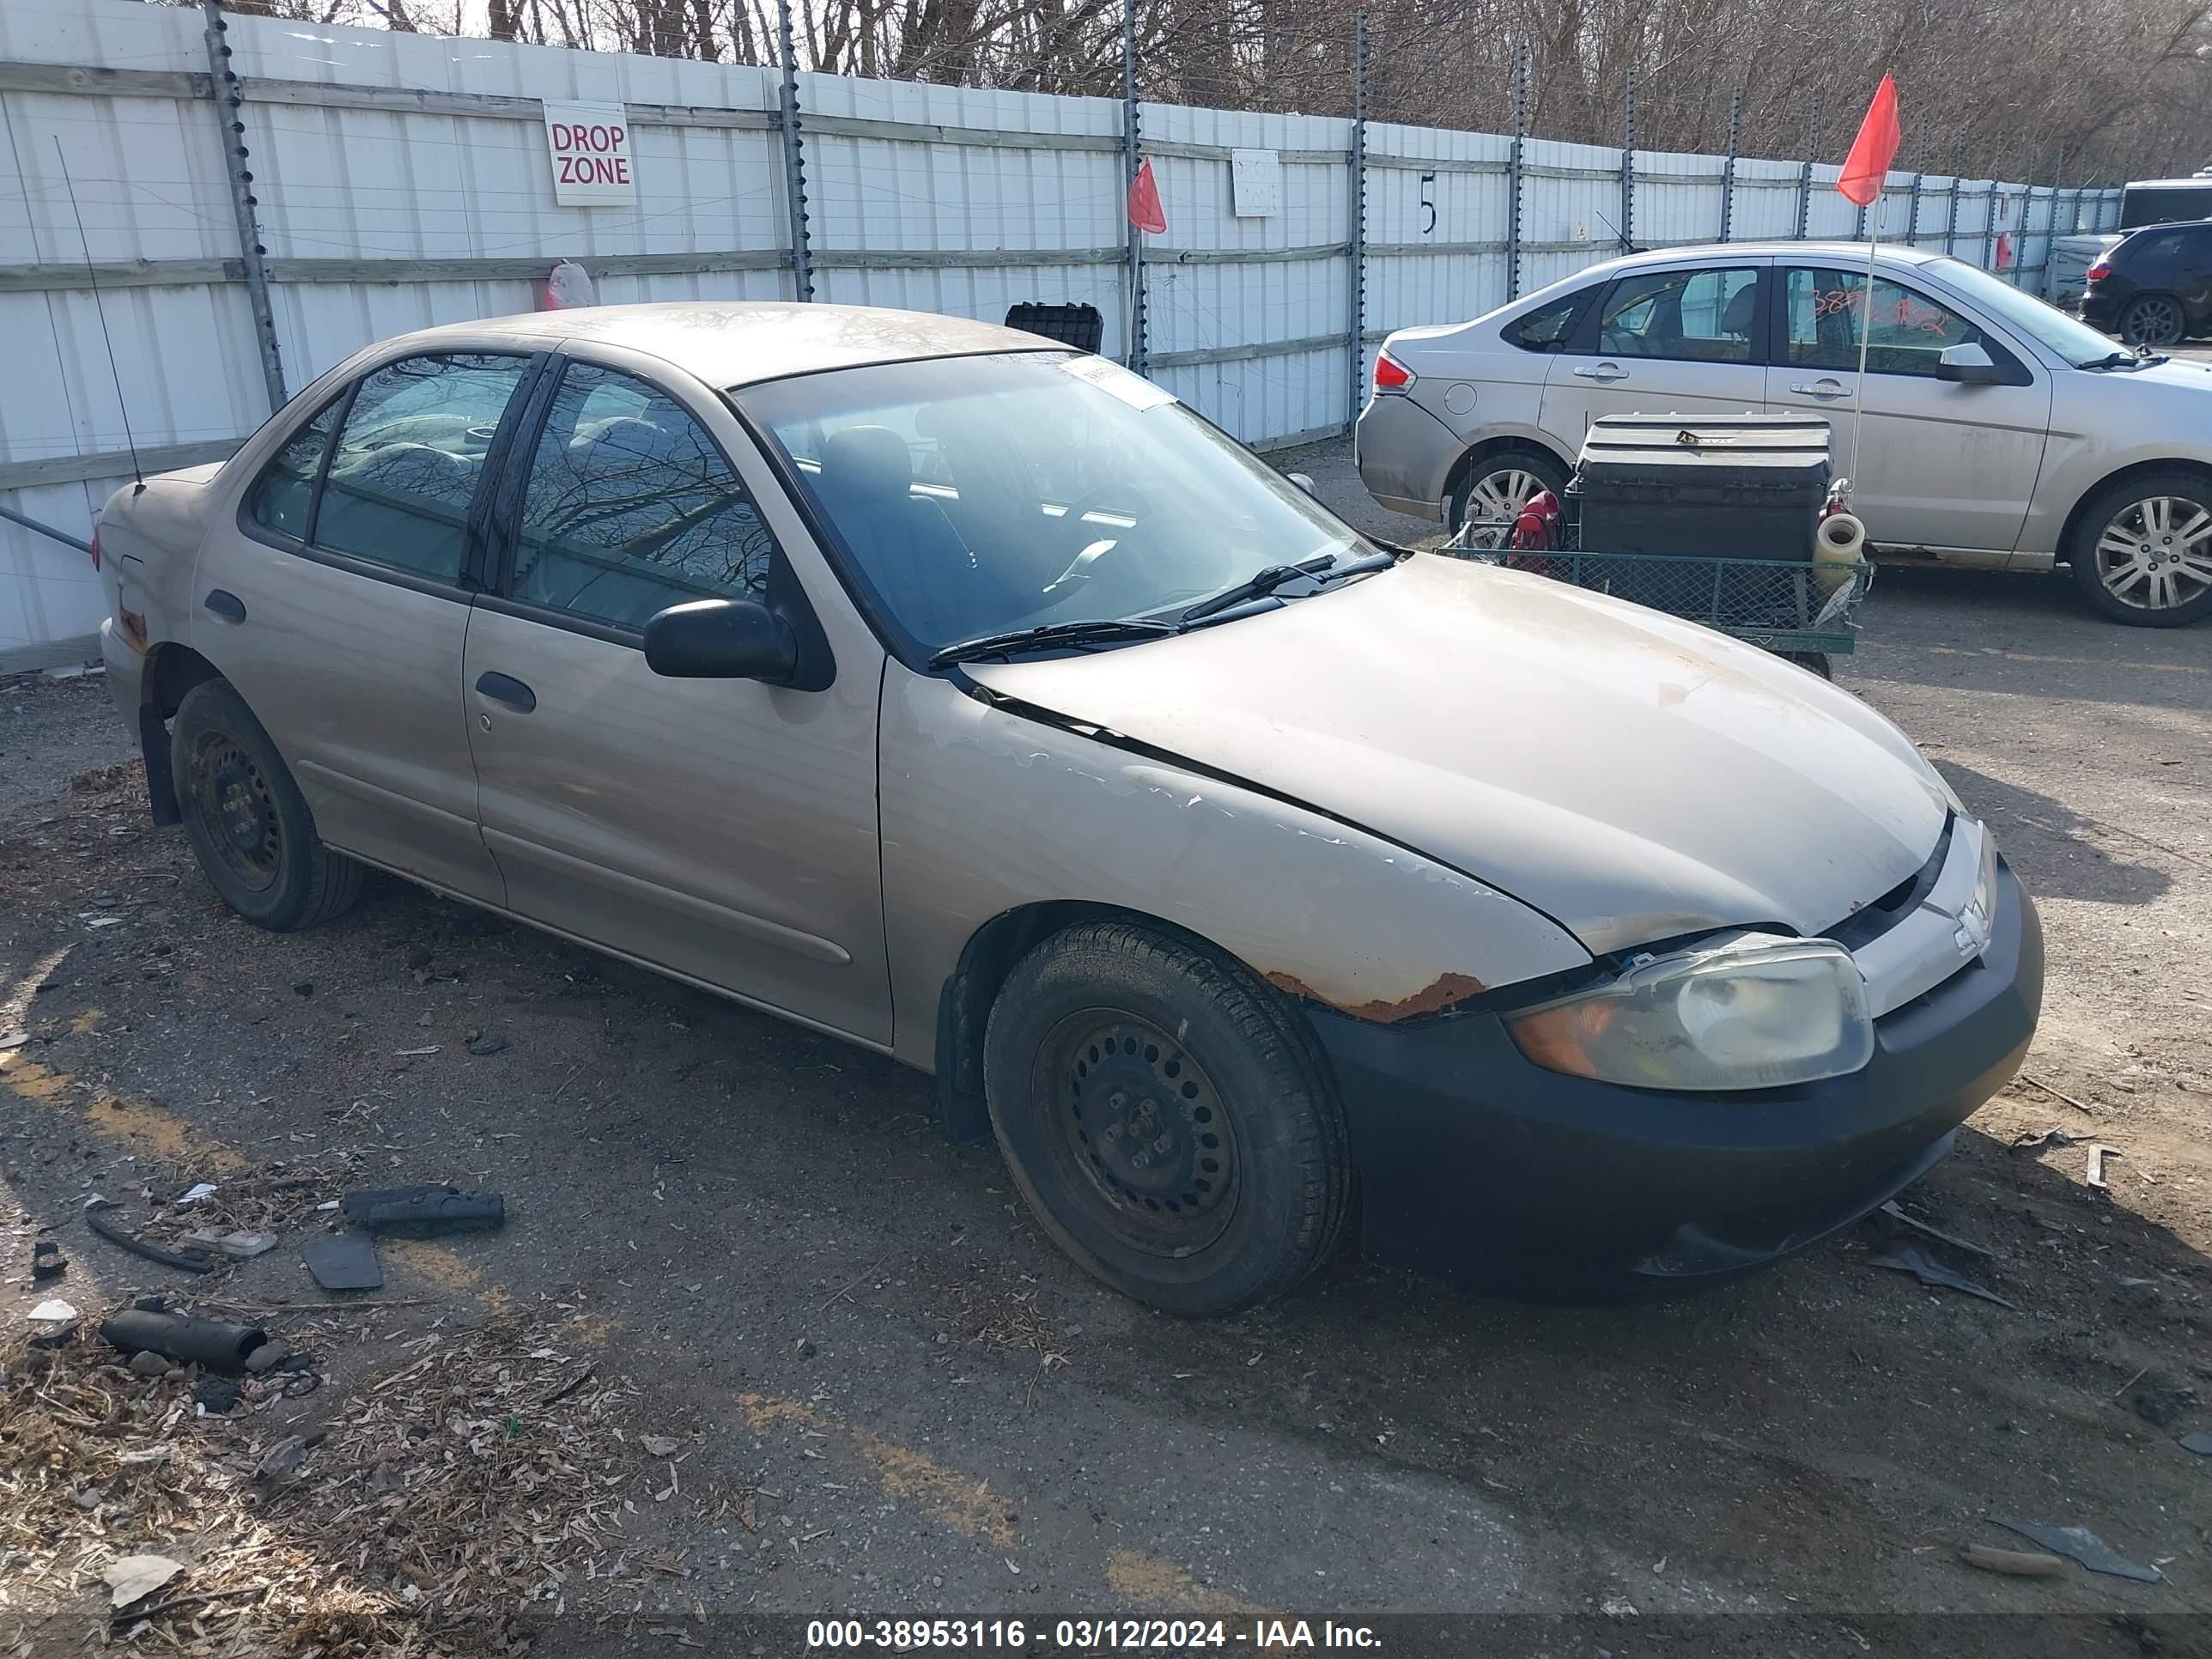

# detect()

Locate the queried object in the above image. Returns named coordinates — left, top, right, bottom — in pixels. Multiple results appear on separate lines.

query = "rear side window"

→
left=243, top=398, right=341, bottom=541
left=508, top=361, right=780, bottom=630
left=312, top=354, right=532, bottom=583
left=2123, top=228, right=2189, bottom=264
left=1504, top=292, right=1587, bottom=352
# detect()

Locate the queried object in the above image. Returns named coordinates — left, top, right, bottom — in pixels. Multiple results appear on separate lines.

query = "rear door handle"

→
left=474, top=671, right=536, bottom=714
left=1790, top=379, right=1850, bottom=398
left=1572, top=362, right=1629, bottom=382
left=202, top=589, right=246, bottom=624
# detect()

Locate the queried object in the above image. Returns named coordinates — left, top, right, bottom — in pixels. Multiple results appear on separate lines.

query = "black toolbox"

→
left=1571, top=414, right=1831, bottom=561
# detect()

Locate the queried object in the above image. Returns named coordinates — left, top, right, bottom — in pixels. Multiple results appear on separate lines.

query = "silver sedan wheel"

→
left=1458, top=465, right=1547, bottom=548
left=2095, top=494, right=2212, bottom=613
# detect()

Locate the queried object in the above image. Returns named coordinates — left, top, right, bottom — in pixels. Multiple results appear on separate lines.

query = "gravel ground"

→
left=0, top=461, right=2207, bottom=1657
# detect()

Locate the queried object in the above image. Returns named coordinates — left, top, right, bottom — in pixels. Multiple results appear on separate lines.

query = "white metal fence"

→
left=0, top=0, right=2123, bottom=665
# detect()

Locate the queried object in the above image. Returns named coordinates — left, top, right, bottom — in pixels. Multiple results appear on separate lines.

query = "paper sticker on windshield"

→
left=1060, top=355, right=1177, bottom=412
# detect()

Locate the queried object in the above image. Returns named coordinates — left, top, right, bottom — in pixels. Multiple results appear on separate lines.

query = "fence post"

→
left=774, top=0, right=811, bottom=301
left=1795, top=108, right=1814, bottom=240
left=1121, top=0, right=1146, bottom=376
left=1944, top=137, right=1962, bottom=255
left=1506, top=42, right=1526, bottom=298
left=198, top=0, right=285, bottom=413
left=1346, top=9, right=1366, bottom=431
left=1619, top=68, right=1635, bottom=250
left=1981, top=147, right=1999, bottom=273
left=1905, top=163, right=1922, bottom=248
left=1718, top=87, right=1741, bottom=242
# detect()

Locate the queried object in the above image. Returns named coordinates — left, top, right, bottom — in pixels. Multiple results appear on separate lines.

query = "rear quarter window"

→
left=1504, top=292, right=1589, bottom=351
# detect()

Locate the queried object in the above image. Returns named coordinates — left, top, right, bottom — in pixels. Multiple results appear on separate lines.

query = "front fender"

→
left=879, top=665, right=1592, bottom=1069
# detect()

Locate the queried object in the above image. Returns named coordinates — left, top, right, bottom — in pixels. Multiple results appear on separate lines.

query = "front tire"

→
left=172, top=679, right=365, bottom=931
left=2065, top=471, right=2212, bottom=627
left=2118, top=293, right=2186, bottom=349
left=982, top=921, right=1351, bottom=1317
left=1449, top=448, right=1569, bottom=550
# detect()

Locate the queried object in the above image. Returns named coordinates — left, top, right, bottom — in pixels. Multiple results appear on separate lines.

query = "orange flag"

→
left=1127, top=158, right=1167, bottom=235
left=1837, top=76, right=1901, bottom=208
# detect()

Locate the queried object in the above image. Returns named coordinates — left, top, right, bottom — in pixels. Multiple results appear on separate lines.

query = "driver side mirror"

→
left=643, top=599, right=799, bottom=684
left=1936, top=342, right=2002, bottom=386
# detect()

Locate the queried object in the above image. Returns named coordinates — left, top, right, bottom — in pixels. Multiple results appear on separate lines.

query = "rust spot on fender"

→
left=1265, top=969, right=1486, bottom=1024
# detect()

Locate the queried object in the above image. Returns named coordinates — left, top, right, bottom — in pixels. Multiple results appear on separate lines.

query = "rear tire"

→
left=172, top=679, right=365, bottom=931
left=2064, top=471, right=2212, bottom=628
left=1449, top=448, right=1569, bottom=550
left=982, top=921, right=1351, bottom=1317
left=2118, top=293, right=2185, bottom=349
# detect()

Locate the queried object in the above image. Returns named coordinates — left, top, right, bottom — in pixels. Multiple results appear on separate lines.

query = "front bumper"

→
left=1310, top=862, right=2043, bottom=1301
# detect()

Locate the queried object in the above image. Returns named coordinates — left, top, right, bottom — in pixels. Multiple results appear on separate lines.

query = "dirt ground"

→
left=0, top=452, right=2207, bottom=1657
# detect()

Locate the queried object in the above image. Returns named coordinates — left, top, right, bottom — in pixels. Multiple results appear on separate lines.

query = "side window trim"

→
left=301, top=379, right=362, bottom=548
left=462, top=350, right=560, bottom=592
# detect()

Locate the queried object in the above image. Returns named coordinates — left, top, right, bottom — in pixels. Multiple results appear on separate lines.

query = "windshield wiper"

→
left=929, top=618, right=1179, bottom=667
left=2081, top=349, right=2166, bottom=370
left=1180, top=550, right=1395, bottom=624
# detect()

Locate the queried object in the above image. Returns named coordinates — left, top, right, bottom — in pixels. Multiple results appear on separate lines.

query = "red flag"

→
left=1127, top=158, right=1166, bottom=235
left=1836, top=75, right=1901, bottom=208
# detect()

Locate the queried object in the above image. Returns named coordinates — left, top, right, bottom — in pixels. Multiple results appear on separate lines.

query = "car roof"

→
left=391, top=301, right=1056, bottom=387
left=1572, top=240, right=1949, bottom=277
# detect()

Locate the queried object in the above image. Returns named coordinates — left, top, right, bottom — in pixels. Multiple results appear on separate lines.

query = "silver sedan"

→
left=1357, top=241, right=2212, bottom=627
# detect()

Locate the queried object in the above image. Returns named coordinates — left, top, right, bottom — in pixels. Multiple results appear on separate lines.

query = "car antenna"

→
left=1591, top=205, right=1640, bottom=256
left=52, top=137, right=143, bottom=495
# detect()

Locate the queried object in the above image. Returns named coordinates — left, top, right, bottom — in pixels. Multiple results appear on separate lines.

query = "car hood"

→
left=967, top=555, right=1950, bottom=955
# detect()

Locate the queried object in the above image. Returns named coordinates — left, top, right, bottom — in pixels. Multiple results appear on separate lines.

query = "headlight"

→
left=1507, top=933, right=1874, bottom=1091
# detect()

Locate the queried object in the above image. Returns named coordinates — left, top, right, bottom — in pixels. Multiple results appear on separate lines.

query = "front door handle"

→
left=474, top=671, right=536, bottom=714
left=1789, top=379, right=1851, bottom=399
left=202, top=589, right=246, bottom=624
left=1572, top=362, right=1629, bottom=382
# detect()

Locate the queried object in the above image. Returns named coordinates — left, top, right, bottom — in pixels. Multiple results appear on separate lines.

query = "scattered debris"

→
left=1875, top=1200, right=1996, bottom=1260
left=641, top=1435, right=681, bottom=1457
left=465, top=1030, right=509, bottom=1056
left=1990, top=1519, right=2161, bottom=1583
left=2086, top=1145, right=2115, bottom=1189
left=1868, top=1243, right=2020, bottom=1310
left=177, top=1182, right=218, bottom=1206
left=2179, top=1432, right=2212, bottom=1456
left=192, top=1375, right=242, bottom=1414
left=244, top=1337, right=295, bottom=1374
left=28, top=1298, right=76, bottom=1324
left=187, top=1227, right=280, bottom=1258
left=127, top=1350, right=173, bottom=1378
left=342, top=1185, right=506, bottom=1237
left=0, top=1029, right=27, bottom=1050
left=31, top=1238, right=66, bottom=1280
left=302, top=1231, right=383, bottom=1291
left=2016, top=1073, right=2095, bottom=1114
left=2132, top=1386, right=2196, bottom=1430
left=1959, top=1544, right=2064, bottom=1578
left=393, top=1045, right=441, bottom=1057
left=84, top=1203, right=215, bottom=1273
left=100, top=1553, right=183, bottom=1609
left=292, top=981, right=314, bottom=997
left=99, top=1309, right=270, bottom=1372
left=2009, top=1127, right=2078, bottom=1153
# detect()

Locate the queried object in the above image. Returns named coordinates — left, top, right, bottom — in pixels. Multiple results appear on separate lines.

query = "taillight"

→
left=88, top=526, right=100, bottom=572
left=1373, top=349, right=1414, bottom=392
left=2085, top=259, right=2112, bottom=284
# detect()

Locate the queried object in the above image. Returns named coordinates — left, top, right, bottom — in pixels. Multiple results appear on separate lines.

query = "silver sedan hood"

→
left=968, top=554, right=1949, bottom=954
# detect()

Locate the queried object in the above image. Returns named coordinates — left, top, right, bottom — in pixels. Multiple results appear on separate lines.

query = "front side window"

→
left=1784, top=269, right=1981, bottom=377
left=1594, top=268, right=1760, bottom=362
left=742, top=352, right=1370, bottom=655
left=313, top=354, right=531, bottom=583
left=243, top=397, right=341, bottom=541
left=509, top=362, right=778, bottom=630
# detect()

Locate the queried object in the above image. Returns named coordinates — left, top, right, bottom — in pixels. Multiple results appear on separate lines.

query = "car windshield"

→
left=738, top=352, right=1370, bottom=654
left=1924, top=257, right=2134, bottom=368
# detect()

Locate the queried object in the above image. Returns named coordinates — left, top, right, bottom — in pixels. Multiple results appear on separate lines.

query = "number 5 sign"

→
left=544, top=100, right=636, bottom=206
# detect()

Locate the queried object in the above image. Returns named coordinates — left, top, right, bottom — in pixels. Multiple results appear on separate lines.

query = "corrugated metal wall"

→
left=0, top=0, right=2126, bottom=660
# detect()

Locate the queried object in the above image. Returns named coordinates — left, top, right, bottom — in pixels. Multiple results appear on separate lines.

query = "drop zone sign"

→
left=544, top=101, right=636, bottom=206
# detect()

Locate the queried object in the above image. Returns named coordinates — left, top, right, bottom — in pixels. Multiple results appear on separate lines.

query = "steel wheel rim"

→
left=1461, top=467, right=1545, bottom=549
left=1047, top=1012, right=1239, bottom=1257
left=186, top=734, right=283, bottom=893
left=2094, top=495, right=2212, bottom=612
left=2124, top=296, right=2183, bottom=347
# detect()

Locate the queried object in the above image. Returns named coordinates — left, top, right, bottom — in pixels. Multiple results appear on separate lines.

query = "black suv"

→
left=2081, top=220, right=2212, bottom=348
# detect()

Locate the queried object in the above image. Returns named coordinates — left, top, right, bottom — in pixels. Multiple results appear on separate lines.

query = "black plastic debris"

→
left=302, top=1231, right=384, bottom=1292
left=85, top=1204, right=214, bottom=1274
left=465, top=1031, right=509, bottom=1056
left=2180, top=1431, right=2212, bottom=1456
left=243, top=1338, right=295, bottom=1375
left=342, top=1186, right=505, bottom=1238
left=192, top=1375, right=242, bottom=1414
left=100, top=1310, right=270, bottom=1373
left=2132, top=1386, right=2196, bottom=1430
left=31, top=1239, right=66, bottom=1280
left=1875, top=1200, right=1996, bottom=1260
left=1868, top=1243, right=2021, bottom=1310
left=1990, top=1518, right=2161, bottom=1583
